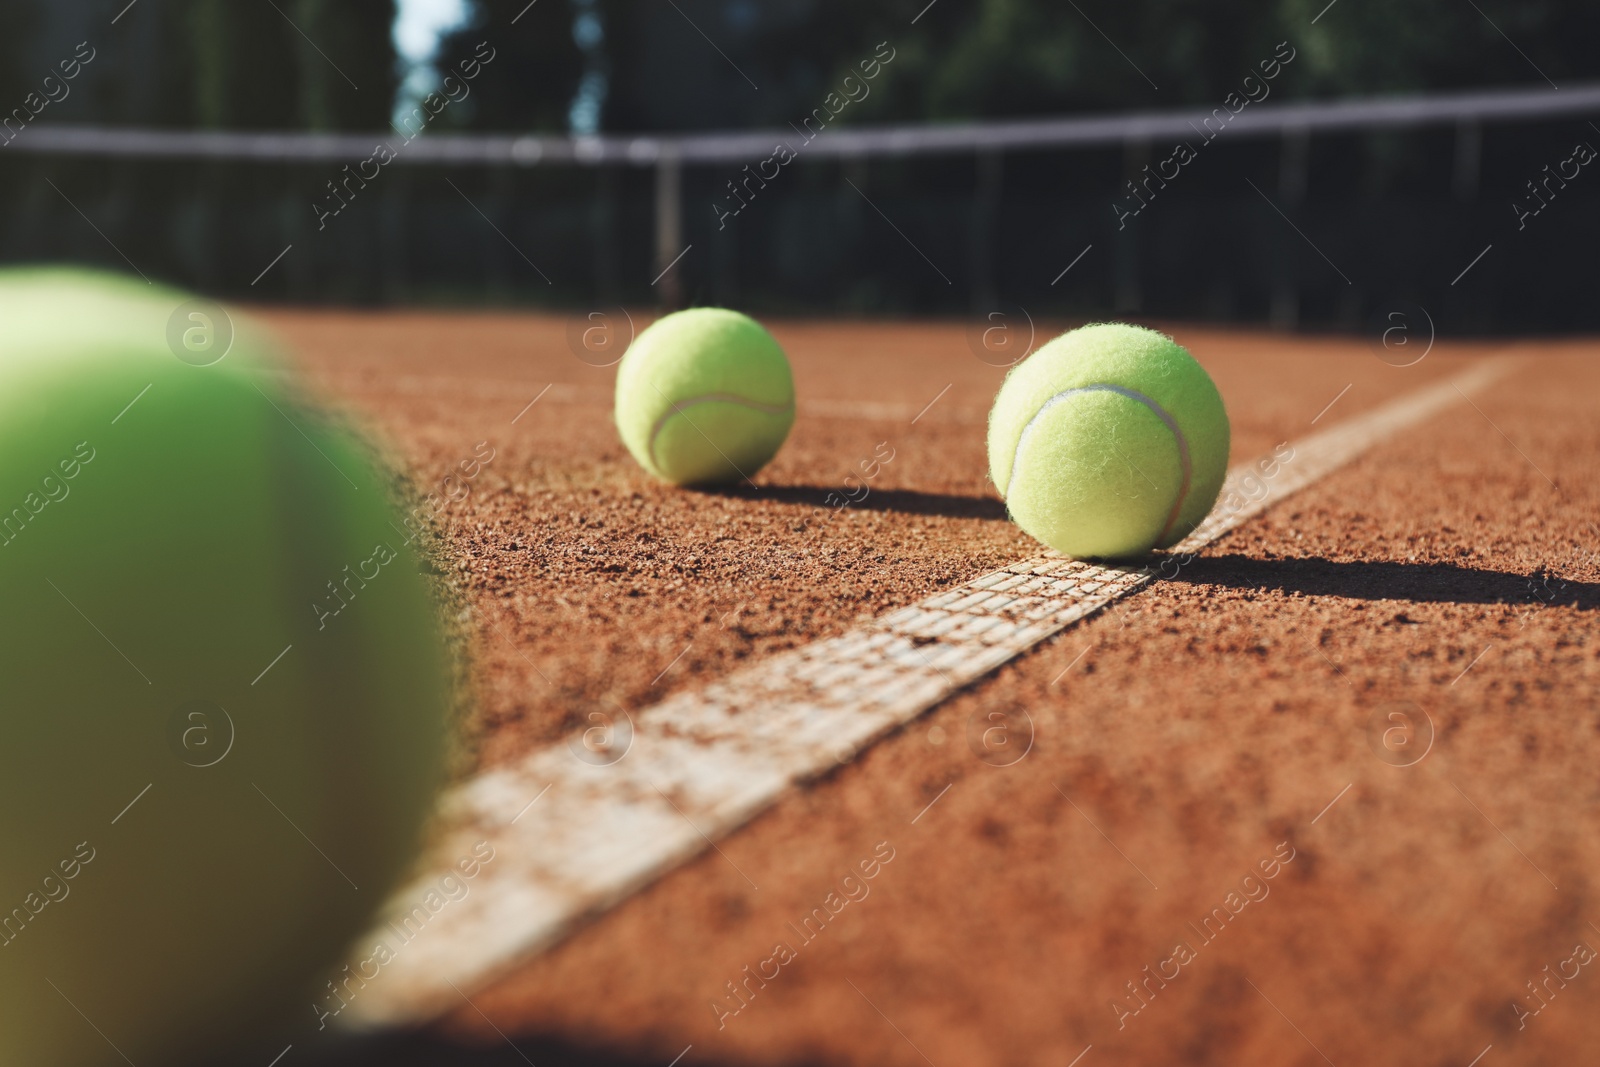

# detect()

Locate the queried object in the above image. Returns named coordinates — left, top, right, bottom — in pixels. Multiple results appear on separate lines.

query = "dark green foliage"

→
left=1, top=0, right=1597, bottom=329
left=432, top=0, right=584, bottom=132
left=0, top=0, right=397, bottom=130
left=565, top=0, right=1597, bottom=133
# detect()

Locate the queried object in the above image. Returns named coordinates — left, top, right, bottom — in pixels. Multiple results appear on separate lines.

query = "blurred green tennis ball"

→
left=614, top=308, right=794, bottom=486
left=987, top=323, right=1230, bottom=560
left=0, top=268, right=447, bottom=1066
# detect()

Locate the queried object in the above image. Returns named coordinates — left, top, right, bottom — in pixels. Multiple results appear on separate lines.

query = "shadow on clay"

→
left=707, top=482, right=1008, bottom=521
left=258, top=1028, right=731, bottom=1067
left=1165, top=554, right=1600, bottom=610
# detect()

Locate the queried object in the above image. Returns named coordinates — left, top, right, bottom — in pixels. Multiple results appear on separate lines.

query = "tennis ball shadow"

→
left=1162, top=555, right=1600, bottom=609
left=283, top=1029, right=719, bottom=1067
left=705, top=482, right=1009, bottom=521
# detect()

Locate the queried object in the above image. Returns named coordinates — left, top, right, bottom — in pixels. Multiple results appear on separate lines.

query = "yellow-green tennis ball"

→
left=614, top=308, right=795, bottom=486
left=987, top=323, right=1230, bottom=560
left=0, top=268, right=447, bottom=1066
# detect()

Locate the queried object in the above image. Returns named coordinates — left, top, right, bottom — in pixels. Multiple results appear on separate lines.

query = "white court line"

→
left=341, top=360, right=1506, bottom=1027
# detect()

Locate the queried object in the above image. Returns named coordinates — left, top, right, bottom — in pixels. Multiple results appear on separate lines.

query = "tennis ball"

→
left=614, top=308, right=794, bottom=486
left=0, top=268, right=447, bottom=1066
left=987, top=323, right=1230, bottom=560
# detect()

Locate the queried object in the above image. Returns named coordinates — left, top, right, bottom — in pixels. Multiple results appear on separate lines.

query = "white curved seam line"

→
left=1006, top=384, right=1192, bottom=543
left=646, top=392, right=794, bottom=472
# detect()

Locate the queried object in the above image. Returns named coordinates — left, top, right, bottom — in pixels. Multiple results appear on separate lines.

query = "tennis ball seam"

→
left=647, top=392, right=795, bottom=473
left=1006, top=383, right=1194, bottom=545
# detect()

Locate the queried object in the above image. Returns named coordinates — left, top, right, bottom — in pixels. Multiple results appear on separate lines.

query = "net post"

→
left=1113, top=137, right=1148, bottom=313
left=970, top=147, right=1002, bottom=313
left=1271, top=125, right=1310, bottom=329
left=594, top=162, right=619, bottom=301
left=1453, top=118, right=1481, bottom=202
left=654, top=148, right=683, bottom=309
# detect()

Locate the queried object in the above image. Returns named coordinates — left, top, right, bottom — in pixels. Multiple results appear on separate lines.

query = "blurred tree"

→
left=188, top=0, right=230, bottom=128
left=2, top=0, right=395, bottom=130
left=594, top=0, right=823, bottom=132
left=565, top=0, right=1600, bottom=132
left=432, top=0, right=585, bottom=131
left=826, top=0, right=1599, bottom=120
left=0, top=1, right=43, bottom=116
left=286, top=0, right=400, bottom=131
left=5, top=0, right=1597, bottom=134
left=1287, top=0, right=1598, bottom=96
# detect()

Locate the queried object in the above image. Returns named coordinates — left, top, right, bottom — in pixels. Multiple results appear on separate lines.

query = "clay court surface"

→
left=264, top=310, right=1599, bottom=1067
